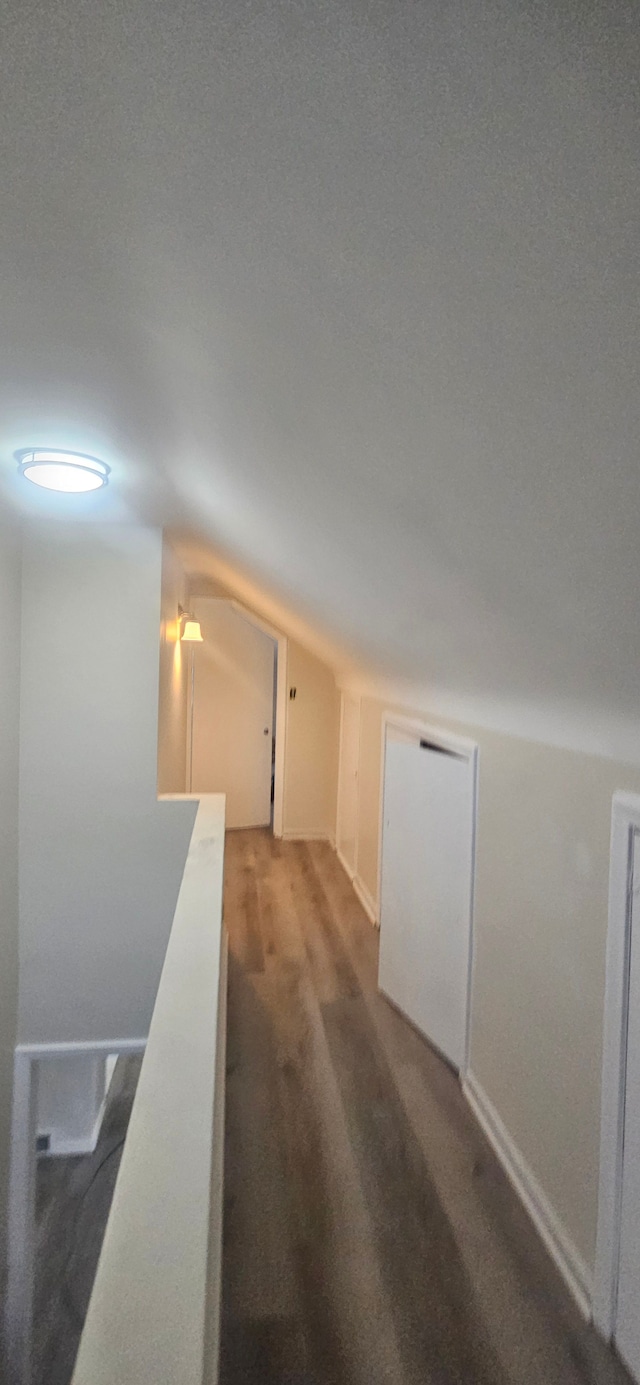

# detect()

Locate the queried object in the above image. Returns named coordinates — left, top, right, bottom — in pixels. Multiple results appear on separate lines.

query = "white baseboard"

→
left=281, top=831, right=332, bottom=842
left=333, top=845, right=378, bottom=925
left=336, top=846, right=355, bottom=881
left=353, top=874, right=378, bottom=926
left=463, top=1071, right=593, bottom=1319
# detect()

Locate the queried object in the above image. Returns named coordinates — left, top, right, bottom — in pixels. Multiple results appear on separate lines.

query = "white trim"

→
left=594, top=792, right=640, bottom=1339
left=336, top=844, right=355, bottom=881
left=380, top=710, right=478, bottom=760
left=5, top=1037, right=147, bottom=1384
left=229, top=600, right=287, bottom=839
left=334, top=839, right=377, bottom=923
left=376, top=714, right=386, bottom=933
left=377, top=711, right=479, bottom=1079
left=466, top=739, right=480, bottom=1080
left=464, top=1071, right=593, bottom=1319
left=105, top=1052, right=119, bottom=1096
left=191, top=598, right=287, bottom=837
left=273, top=634, right=288, bottom=838
left=281, top=831, right=332, bottom=842
left=336, top=691, right=361, bottom=877
left=17, top=1037, right=146, bottom=1059
left=336, top=694, right=347, bottom=865
left=353, top=873, right=378, bottom=926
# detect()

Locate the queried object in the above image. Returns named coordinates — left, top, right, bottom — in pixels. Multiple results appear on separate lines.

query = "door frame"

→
left=594, top=792, right=640, bottom=1338
left=377, top=713, right=479, bottom=1078
left=336, top=692, right=361, bottom=879
left=191, top=599, right=287, bottom=837
left=230, top=602, right=288, bottom=838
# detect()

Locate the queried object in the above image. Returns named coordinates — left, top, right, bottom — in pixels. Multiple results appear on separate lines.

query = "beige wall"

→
left=283, top=641, right=340, bottom=840
left=158, top=538, right=189, bottom=795
left=350, top=690, right=640, bottom=1277
left=0, top=516, right=21, bottom=1315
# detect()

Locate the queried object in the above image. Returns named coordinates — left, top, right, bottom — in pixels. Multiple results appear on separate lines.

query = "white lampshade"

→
left=181, top=618, right=203, bottom=642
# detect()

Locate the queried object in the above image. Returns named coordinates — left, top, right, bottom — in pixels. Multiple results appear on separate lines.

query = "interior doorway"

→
left=378, top=716, right=477, bottom=1073
left=189, top=599, right=277, bottom=830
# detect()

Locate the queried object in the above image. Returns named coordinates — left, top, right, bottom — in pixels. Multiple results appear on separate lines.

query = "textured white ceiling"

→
left=1, top=2, right=639, bottom=732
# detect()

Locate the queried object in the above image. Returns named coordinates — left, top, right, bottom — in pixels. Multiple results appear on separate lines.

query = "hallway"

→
left=221, top=831, right=631, bottom=1385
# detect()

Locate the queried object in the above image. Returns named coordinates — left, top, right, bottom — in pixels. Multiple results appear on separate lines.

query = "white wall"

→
left=0, top=514, right=22, bottom=1313
left=18, top=523, right=197, bottom=1044
left=283, top=641, right=340, bottom=840
left=157, top=537, right=189, bottom=795
left=343, top=684, right=640, bottom=1287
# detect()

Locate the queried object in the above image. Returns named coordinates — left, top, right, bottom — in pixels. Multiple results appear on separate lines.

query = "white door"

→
left=191, top=600, right=275, bottom=830
left=337, top=694, right=360, bottom=876
left=614, top=830, right=640, bottom=1379
left=378, top=728, right=475, bottom=1070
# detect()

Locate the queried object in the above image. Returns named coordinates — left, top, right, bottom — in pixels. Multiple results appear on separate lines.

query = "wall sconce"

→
left=178, top=605, right=203, bottom=642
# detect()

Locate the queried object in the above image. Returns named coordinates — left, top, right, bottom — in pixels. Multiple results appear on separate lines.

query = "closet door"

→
left=378, top=729, right=475, bottom=1070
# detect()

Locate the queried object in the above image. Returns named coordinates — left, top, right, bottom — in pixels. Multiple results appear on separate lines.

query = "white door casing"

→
left=191, top=599, right=275, bottom=830
left=378, top=718, right=477, bottom=1073
left=615, top=828, right=640, bottom=1378
left=337, top=693, right=360, bottom=878
left=595, top=794, right=640, bottom=1354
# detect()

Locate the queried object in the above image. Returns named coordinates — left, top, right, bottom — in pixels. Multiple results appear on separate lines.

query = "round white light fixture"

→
left=15, top=448, right=110, bottom=493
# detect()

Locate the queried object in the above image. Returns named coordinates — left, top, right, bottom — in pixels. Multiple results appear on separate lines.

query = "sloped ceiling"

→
left=1, top=2, right=639, bottom=733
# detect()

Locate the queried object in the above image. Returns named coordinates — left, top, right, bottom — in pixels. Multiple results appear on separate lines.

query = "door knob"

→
left=263, top=728, right=269, bottom=735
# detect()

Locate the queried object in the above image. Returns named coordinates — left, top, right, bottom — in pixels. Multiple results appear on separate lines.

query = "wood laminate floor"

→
left=221, top=830, right=632, bottom=1385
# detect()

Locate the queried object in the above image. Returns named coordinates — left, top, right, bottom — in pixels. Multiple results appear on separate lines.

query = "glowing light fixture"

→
left=16, top=448, right=110, bottom=493
left=179, top=606, right=203, bottom=642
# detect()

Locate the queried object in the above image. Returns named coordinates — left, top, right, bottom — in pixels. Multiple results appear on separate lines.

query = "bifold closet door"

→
left=378, top=731, right=475, bottom=1070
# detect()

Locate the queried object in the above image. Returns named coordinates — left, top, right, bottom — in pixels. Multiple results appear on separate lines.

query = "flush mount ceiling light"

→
left=15, top=448, right=110, bottom=493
